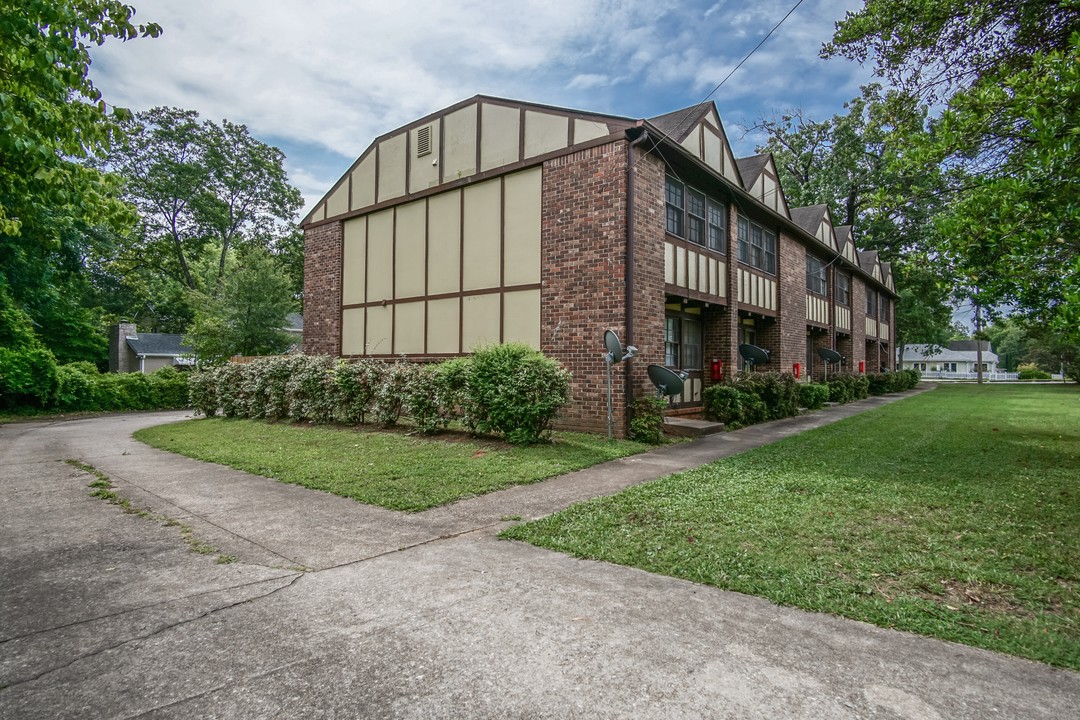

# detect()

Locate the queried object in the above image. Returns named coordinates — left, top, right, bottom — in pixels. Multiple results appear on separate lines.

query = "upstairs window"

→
left=879, top=294, right=889, bottom=321
left=866, top=288, right=878, bottom=317
left=737, top=215, right=777, bottom=274
left=665, top=177, right=684, bottom=237
left=665, top=176, right=727, bottom=253
left=836, top=273, right=851, bottom=306
left=806, top=255, right=827, bottom=296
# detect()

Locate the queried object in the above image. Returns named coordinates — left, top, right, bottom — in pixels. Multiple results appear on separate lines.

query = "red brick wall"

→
left=303, top=221, right=343, bottom=356
left=773, top=231, right=807, bottom=373
left=541, top=141, right=629, bottom=435
left=850, top=276, right=867, bottom=371
left=628, top=150, right=667, bottom=408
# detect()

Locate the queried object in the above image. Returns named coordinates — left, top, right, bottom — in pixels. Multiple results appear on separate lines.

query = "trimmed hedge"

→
left=628, top=396, right=667, bottom=444
left=52, top=364, right=190, bottom=412
left=189, top=345, right=572, bottom=445
left=705, top=368, right=920, bottom=430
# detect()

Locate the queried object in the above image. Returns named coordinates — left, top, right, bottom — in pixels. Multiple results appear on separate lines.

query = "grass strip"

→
left=502, top=384, right=1080, bottom=669
left=134, top=419, right=653, bottom=512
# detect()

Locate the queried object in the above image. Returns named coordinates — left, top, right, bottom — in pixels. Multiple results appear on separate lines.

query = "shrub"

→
left=0, top=344, right=59, bottom=408
left=215, top=363, right=250, bottom=418
left=702, top=384, right=767, bottom=428
left=405, top=363, right=452, bottom=434
left=148, top=366, right=190, bottom=408
left=284, top=355, right=336, bottom=422
left=866, top=372, right=892, bottom=395
left=189, top=369, right=218, bottom=416
left=463, top=343, right=572, bottom=444
left=334, top=358, right=384, bottom=425
left=629, top=396, right=667, bottom=444
left=1017, top=363, right=1052, bottom=380
left=799, top=382, right=830, bottom=410
left=373, top=361, right=412, bottom=426
left=730, top=371, right=801, bottom=420
left=826, top=372, right=870, bottom=404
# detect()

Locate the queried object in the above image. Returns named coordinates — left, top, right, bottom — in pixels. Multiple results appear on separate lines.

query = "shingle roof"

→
left=734, top=154, right=770, bottom=189
left=285, top=312, right=303, bottom=333
left=789, top=205, right=827, bottom=234
left=125, top=333, right=191, bottom=357
left=646, top=104, right=710, bottom=142
left=948, top=340, right=992, bottom=352
left=835, top=225, right=852, bottom=247
left=857, top=249, right=879, bottom=273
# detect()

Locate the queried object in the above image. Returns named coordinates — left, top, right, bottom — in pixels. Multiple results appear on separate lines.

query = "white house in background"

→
left=902, top=340, right=1001, bottom=377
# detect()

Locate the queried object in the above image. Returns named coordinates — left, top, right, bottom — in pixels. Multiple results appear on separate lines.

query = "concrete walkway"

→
left=2, top=388, right=1077, bottom=718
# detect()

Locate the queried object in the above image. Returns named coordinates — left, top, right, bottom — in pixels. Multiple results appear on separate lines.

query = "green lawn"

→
left=502, top=384, right=1080, bottom=669
left=134, top=419, right=652, bottom=511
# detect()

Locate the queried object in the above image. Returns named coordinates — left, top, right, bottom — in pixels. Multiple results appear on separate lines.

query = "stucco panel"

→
left=462, top=179, right=501, bottom=291
left=366, top=209, right=394, bottom=301
left=395, top=200, right=426, bottom=299
left=342, top=216, right=367, bottom=305
left=503, top=168, right=541, bottom=286
left=377, top=132, right=407, bottom=203
left=442, top=104, right=478, bottom=181
left=480, top=103, right=520, bottom=172
left=427, top=190, right=461, bottom=295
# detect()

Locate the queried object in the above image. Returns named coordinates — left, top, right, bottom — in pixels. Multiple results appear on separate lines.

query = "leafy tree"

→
left=751, top=86, right=956, bottom=352
left=824, top=0, right=1080, bottom=339
left=185, top=248, right=295, bottom=365
left=0, top=1, right=160, bottom=365
left=104, top=107, right=303, bottom=291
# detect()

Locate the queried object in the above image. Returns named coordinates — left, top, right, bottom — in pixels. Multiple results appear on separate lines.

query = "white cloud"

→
left=89, top=0, right=874, bottom=211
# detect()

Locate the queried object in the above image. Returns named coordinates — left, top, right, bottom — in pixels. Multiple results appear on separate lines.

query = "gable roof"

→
left=903, top=344, right=999, bottom=363
left=857, top=249, right=879, bottom=274
left=646, top=104, right=715, bottom=143
left=125, top=333, right=191, bottom=357
left=789, top=204, right=827, bottom=234
left=735, top=154, right=770, bottom=189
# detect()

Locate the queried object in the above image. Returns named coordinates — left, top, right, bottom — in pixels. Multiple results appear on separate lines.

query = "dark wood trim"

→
left=566, top=114, right=574, bottom=146
left=663, top=284, right=729, bottom=307
left=303, top=135, right=621, bottom=229
left=347, top=169, right=353, bottom=213
left=475, top=102, right=483, bottom=178
left=337, top=224, right=345, bottom=355
left=343, top=283, right=542, bottom=311
left=518, top=107, right=526, bottom=169
left=390, top=207, right=397, bottom=354
left=373, top=142, right=380, bottom=206
left=499, top=175, right=506, bottom=343
left=404, top=125, right=412, bottom=197
left=423, top=198, right=430, bottom=355
left=438, top=115, right=445, bottom=186
left=458, top=189, right=465, bottom=354
left=363, top=215, right=370, bottom=354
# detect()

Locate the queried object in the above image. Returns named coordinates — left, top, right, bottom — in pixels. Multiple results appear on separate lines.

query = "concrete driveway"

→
left=1, top=407, right=1077, bottom=719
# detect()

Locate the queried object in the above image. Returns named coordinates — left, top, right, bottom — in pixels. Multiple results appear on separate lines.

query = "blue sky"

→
left=89, top=0, right=876, bottom=215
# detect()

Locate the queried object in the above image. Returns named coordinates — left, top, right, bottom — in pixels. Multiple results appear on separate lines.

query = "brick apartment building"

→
left=302, top=96, right=896, bottom=435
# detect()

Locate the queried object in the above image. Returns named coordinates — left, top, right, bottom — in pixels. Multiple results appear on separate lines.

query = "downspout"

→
left=624, top=125, right=649, bottom=429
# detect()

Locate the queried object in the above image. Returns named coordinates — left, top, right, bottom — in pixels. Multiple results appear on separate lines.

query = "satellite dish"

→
left=739, top=344, right=771, bottom=367
left=647, top=364, right=686, bottom=398
left=817, top=348, right=843, bottom=364
left=604, top=330, right=623, bottom=364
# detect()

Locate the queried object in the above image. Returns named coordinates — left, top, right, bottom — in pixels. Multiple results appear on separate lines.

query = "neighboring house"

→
left=108, top=323, right=194, bottom=374
left=902, top=341, right=1001, bottom=376
left=284, top=312, right=304, bottom=353
left=301, top=95, right=897, bottom=434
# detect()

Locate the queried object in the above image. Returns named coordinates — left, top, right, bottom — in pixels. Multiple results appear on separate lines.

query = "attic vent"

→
left=416, top=125, right=432, bottom=157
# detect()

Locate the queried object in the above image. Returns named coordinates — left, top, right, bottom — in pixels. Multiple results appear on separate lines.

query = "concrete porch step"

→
left=663, top=416, right=726, bottom=437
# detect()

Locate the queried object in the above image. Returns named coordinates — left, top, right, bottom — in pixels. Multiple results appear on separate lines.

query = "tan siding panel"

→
left=573, top=119, right=609, bottom=143
left=366, top=305, right=392, bottom=355
left=664, top=242, right=675, bottom=284
left=409, top=121, right=441, bottom=194
left=503, top=168, right=541, bottom=286
left=442, top=104, right=477, bottom=181
left=502, top=289, right=540, bottom=349
left=524, top=111, right=568, bottom=159
left=461, top=292, right=500, bottom=351
left=342, top=216, right=367, bottom=305
left=680, top=129, right=702, bottom=159
left=427, top=190, right=461, bottom=295
left=480, top=103, right=520, bottom=172
left=377, top=133, right=407, bottom=203
left=394, top=301, right=425, bottom=354
left=677, top=246, right=687, bottom=286
left=341, top=308, right=366, bottom=355
left=703, top=130, right=722, bottom=175
left=426, top=298, right=459, bottom=354
left=462, top=179, right=501, bottom=291
left=350, top=154, right=376, bottom=210
left=366, top=209, right=394, bottom=301
left=394, top=200, right=426, bottom=299
left=325, top=182, right=348, bottom=218
left=688, top=250, right=698, bottom=291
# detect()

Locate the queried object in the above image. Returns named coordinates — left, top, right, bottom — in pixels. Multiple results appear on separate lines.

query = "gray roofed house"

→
left=902, top=341, right=1001, bottom=376
left=109, top=323, right=193, bottom=374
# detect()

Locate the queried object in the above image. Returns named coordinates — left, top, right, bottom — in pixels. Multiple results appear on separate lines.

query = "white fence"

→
left=919, top=371, right=1019, bottom=381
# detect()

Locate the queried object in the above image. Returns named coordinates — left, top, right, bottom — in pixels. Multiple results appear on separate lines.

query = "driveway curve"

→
left=1, top=403, right=1077, bottom=719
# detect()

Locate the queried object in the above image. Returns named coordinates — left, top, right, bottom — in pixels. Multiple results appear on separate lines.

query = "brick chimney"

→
left=108, top=322, right=138, bottom=373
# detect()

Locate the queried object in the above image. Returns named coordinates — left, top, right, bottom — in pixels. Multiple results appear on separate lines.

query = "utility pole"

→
left=975, top=303, right=984, bottom=384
